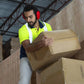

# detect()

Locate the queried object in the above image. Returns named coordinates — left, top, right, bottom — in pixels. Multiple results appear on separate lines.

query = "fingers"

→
left=45, top=38, right=53, bottom=46
left=42, top=36, right=53, bottom=46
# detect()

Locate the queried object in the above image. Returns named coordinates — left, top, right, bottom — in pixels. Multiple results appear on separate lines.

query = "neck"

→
left=34, top=20, right=39, bottom=30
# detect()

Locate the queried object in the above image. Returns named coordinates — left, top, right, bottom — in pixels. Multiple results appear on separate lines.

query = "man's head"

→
left=23, top=5, right=40, bottom=27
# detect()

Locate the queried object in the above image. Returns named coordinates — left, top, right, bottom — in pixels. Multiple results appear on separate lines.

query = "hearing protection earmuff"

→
left=22, top=14, right=25, bottom=20
left=22, top=10, right=40, bottom=20
left=36, top=11, right=40, bottom=20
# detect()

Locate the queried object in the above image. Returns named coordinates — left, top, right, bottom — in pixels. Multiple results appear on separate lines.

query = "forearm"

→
left=22, top=37, right=53, bottom=53
left=23, top=41, right=44, bottom=52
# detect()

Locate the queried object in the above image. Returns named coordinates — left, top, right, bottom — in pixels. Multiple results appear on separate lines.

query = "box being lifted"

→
left=27, top=29, right=81, bottom=71
left=38, top=58, right=84, bottom=84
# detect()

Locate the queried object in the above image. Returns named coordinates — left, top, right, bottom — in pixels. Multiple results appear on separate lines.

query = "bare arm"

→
left=22, top=36, right=53, bottom=53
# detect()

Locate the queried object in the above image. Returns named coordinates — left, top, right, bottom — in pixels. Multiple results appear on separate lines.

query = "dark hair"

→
left=23, top=4, right=38, bottom=16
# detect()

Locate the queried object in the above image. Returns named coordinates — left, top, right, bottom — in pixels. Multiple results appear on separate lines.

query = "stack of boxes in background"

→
left=11, top=38, right=20, bottom=54
left=27, top=29, right=84, bottom=84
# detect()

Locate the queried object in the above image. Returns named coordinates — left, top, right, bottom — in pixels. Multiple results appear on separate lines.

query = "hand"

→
left=41, top=36, right=53, bottom=47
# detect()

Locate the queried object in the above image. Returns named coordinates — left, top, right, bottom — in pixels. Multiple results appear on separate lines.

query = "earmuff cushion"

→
left=22, top=14, right=25, bottom=19
left=36, top=11, right=40, bottom=20
left=22, top=11, right=40, bottom=20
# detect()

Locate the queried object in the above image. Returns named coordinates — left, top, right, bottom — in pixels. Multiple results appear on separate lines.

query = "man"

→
left=18, top=4, right=52, bottom=84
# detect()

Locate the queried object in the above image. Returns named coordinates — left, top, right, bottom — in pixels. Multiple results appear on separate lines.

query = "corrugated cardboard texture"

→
left=38, top=58, right=84, bottom=84
left=11, top=38, right=20, bottom=54
left=27, top=29, right=81, bottom=71
left=0, top=49, right=20, bottom=84
left=74, top=40, right=84, bottom=60
left=48, top=0, right=84, bottom=42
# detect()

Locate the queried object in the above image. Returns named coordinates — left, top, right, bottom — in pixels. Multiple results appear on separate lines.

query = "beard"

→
left=28, top=19, right=37, bottom=27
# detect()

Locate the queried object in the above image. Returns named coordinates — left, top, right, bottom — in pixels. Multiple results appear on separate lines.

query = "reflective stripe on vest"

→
left=25, top=22, right=48, bottom=43
left=43, top=22, right=48, bottom=31
left=25, top=23, right=33, bottom=43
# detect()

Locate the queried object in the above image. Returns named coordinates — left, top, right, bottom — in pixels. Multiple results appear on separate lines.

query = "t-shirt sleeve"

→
left=46, top=23, right=52, bottom=31
left=18, top=27, right=29, bottom=45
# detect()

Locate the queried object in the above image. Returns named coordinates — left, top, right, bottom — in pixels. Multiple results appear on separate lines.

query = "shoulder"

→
left=19, top=24, right=26, bottom=32
left=44, top=22, right=52, bottom=31
left=18, top=24, right=29, bottom=44
left=18, top=24, right=29, bottom=38
left=44, top=22, right=51, bottom=27
left=18, top=24, right=29, bottom=35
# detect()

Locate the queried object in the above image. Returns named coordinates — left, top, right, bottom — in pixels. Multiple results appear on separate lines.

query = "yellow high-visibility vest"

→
left=19, top=21, right=52, bottom=44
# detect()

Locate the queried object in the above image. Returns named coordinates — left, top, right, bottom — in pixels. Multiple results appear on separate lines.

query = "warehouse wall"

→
left=48, top=0, right=84, bottom=42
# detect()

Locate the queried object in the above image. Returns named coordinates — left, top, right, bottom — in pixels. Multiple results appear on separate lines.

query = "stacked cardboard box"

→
left=27, top=29, right=81, bottom=71
left=74, top=40, right=84, bottom=60
left=36, top=58, right=84, bottom=84
left=0, top=49, right=20, bottom=84
left=11, top=38, right=20, bottom=54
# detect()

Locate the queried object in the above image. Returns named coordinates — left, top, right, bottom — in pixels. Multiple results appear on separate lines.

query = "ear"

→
left=22, top=14, right=25, bottom=20
left=36, top=11, right=40, bottom=20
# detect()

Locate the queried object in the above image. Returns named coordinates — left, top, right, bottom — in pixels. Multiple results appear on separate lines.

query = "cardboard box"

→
left=0, top=49, right=20, bottom=84
left=38, top=58, right=84, bottom=84
left=27, top=29, right=81, bottom=71
left=11, top=38, right=20, bottom=54
left=74, top=40, right=84, bottom=60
